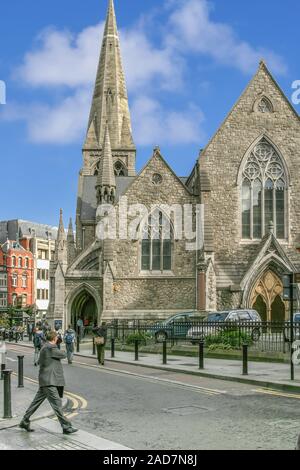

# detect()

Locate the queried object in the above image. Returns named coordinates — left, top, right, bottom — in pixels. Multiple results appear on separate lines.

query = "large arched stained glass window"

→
left=141, top=210, right=173, bottom=272
left=241, top=139, right=287, bottom=240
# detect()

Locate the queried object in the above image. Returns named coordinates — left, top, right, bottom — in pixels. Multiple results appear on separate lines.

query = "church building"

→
left=48, top=0, right=300, bottom=329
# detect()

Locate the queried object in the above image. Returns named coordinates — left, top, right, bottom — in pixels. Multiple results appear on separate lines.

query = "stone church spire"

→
left=96, top=124, right=116, bottom=205
left=82, top=0, right=136, bottom=177
left=55, top=209, right=67, bottom=268
left=67, top=218, right=76, bottom=266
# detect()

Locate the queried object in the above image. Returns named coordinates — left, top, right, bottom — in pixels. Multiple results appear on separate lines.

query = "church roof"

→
left=79, top=172, right=190, bottom=222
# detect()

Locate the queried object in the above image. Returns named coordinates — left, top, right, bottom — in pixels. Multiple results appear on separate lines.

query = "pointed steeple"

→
left=85, top=0, right=134, bottom=150
left=58, top=209, right=66, bottom=241
left=67, top=218, right=76, bottom=266
left=96, top=124, right=116, bottom=205
left=56, top=209, right=67, bottom=266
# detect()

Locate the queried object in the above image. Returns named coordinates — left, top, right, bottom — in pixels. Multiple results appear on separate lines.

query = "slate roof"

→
left=80, top=175, right=189, bottom=222
left=0, top=220, right=58, bottom=243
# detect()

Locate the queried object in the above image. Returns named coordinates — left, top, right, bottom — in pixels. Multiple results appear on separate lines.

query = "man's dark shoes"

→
left=63, top=427, right=78, bottom=435
left=19, top=420, right=34, bottom=432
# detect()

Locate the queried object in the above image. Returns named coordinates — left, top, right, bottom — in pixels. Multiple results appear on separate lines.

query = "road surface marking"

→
left=253, top=388, right=300, bottom=400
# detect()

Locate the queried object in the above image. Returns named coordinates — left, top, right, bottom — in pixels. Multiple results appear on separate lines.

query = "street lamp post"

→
left=283, top=273, right=297, bottom=381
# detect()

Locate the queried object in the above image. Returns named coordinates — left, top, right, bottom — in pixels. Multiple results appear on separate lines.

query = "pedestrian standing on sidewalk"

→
left=64, top=325, right=76, bottom=364
left=19, top=330, right=78, bottom=435
left=33, top=326, right=45, bottom=366
left=77, top=317, right=84, bottom=340
left=92, top=321, right=107, bottom=366
left=55, top=326, right=63, bottom=350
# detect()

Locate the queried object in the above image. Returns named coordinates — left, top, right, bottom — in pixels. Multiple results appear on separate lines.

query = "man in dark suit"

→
left=19, top=330, right=78, bottom=434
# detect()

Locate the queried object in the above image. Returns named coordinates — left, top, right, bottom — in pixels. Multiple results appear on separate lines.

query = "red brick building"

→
left=0, top=239, right=34, bottom=310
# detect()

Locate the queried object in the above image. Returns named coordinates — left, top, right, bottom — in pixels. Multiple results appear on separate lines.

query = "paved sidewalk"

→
left=0, top=418, right=130, bottom=450
left=7, top=340, right=300, bottom=393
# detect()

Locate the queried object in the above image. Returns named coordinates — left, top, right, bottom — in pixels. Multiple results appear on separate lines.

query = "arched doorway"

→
left=253, top=295, right=267, bottom=322
left=70, top=290, right=98, bottom=334
left=271, top=295, right=285, bottom=322
left=250, top=270, right=286, bottom=322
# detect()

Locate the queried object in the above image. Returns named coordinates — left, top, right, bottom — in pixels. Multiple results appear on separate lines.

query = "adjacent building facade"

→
left=0, top=220, right=57, bottom=317
left=0, top=239, right=34, bottom=310
left=0, top=251, right=7, bottom=314
left=48, top=0, right=300, bottom=330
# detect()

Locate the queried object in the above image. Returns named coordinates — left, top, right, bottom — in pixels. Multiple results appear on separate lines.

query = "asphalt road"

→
left=3, top=343, right=300, bottom=450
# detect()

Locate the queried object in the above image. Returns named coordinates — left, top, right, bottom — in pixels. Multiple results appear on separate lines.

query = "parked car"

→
left=186, top=309, right=262, bottom=343
left=284, top=313, right=300, bottom=342
left=148, top=312, right=206, bottom=343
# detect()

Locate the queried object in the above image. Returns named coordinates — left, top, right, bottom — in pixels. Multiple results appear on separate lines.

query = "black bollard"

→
left=162, top=340, right=167, bottom=365
left=92, top=337, right=96, bottom=356
left=242, top=344, right=248, bottom=376
left=17, top=356, right=24, bottom=388
left=111, top=338, right=115, bottom=358
left=199, top=341, right=204, bottom=370
left=134, top=340, right=139, bottom=361
left=3, top=370, right=13, bottom=419
left=76, top=336, right=80, bottom=353
left=1, top=362, right=5, bottom=380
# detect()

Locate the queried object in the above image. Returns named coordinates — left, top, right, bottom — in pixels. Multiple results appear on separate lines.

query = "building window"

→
left=18, top=257, right=22, bottom=268
left=22, top=274, right=27, bottom=288
left=257, top=97, right=273, bottom=113
left=12, top=256, right=16, bottom=267
left=12, top=294, right=17, bottom=306
left=141, top=210, right=173, bottom=272
left=114, top=161, right=127, bottom=176
left=38, top=249, right=48, bottom=260
left=22, top=294, right=27, bottom=307
left=0, top=293, right=7, bottom=308
left=12, top=274, right=18, bottom=287
left=25, top=258, right=29, bottom=268
left=51, top=251, right=55, bottom=261
left=0, top=273, right=7, bottom=288
left=241, top=139, right=287, bottom=240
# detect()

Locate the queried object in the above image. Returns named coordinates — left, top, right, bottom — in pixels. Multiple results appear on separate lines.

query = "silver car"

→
left=186, top=309, right=262, bottom=343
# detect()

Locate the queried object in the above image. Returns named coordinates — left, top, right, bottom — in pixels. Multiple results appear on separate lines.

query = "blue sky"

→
left=0, top=0, right=299, bottom=227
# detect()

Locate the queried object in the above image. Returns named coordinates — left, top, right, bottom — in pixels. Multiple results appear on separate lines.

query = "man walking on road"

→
left=64, top=325, right=76, bottom=364
left=19, top=330, right=78, bottom=435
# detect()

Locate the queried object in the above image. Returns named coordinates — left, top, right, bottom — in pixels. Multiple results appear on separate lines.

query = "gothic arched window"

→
left=114, top=161, right=127, bottom=176
left=141, top=210, right=173, bottom=272
left=241, top=139, right=287, bottom=240
left=258, top=97, right=273, bottom=113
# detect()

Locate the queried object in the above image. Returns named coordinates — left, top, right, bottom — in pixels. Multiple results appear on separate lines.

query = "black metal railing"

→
left=106, top=319, right=300, bottom=355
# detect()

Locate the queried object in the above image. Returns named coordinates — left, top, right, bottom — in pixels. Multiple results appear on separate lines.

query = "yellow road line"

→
left=253, top=388, right=300, bottom=400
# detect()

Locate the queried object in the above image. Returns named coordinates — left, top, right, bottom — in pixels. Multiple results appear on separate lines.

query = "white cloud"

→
left=9, top=0, right=287, bottom=146
left=166, top=0, right=287, bottom=75
left=2, top=88, right=91, bottom=144
left=16, top=24, right=103, bottom=88
left=132, top=96, right=205, bottom=146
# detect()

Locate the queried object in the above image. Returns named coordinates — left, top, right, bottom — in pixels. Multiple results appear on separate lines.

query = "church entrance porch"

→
left=250, top=270, right=286, bottom=323
left=70, top=290, right=98, bottom=337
